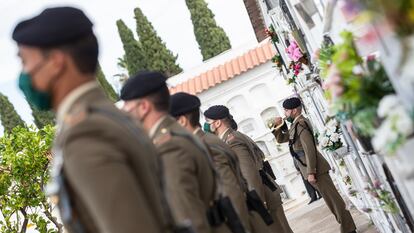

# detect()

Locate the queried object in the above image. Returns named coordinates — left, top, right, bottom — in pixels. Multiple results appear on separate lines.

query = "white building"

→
left=168, top=39, right=309, bottom=208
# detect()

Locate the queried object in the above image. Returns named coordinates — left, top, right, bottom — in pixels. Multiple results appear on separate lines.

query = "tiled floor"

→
left=285, top=198, right=379, bottom=233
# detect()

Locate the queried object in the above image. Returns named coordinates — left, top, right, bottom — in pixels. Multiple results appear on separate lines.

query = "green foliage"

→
left=0, top=93, right=25, bottom=134
left=116, top=19, right=146, bottom=76
left=96, top=65, right=119, bottom=102
left=318, top=41, right=336, bottom=79
left=185, top=0, right=231, bottom=61
left=266, top=25, right=279, bottom=43
left=29, top=103, right=55, bottom=129
left=134, top=7, right=182, bottom=77
left=331, top=31, right=363, bottom=105
left=0, top=125, right=62, bottom=232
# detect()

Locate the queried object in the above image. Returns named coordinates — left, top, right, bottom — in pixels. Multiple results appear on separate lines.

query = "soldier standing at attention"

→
left=170, top=92, right=273, bottom=233
left=272, top=97, right=357, bottom=233
left=12, top=7, right=172, bottom=233
left=204, top=105, right=293, bottom=233
left=120, top=71, right=231, bottom=233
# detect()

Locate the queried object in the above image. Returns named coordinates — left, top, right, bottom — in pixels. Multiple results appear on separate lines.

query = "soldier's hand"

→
left=274, top=117, right=283, bottom=126
left=307, top=174, right=317, bottom=184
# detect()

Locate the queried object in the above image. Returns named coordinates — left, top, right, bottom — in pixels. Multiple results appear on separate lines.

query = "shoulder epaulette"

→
left=153, top=128, right=172, bottom=146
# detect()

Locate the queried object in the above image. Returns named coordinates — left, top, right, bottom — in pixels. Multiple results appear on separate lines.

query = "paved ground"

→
left=285, top=198, right=379, bottom=233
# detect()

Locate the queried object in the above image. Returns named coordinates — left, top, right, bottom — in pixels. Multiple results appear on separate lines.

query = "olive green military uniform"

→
left=244, top=135, right=293, bottom=233
left=52, top=82, right=171, bottom=233
left=196, top=129, right=273, bottom=233
left=272, top=115, right=356, bottom=233
left=151, top=116, right=231, bottom=233
left=222, top=128, right=293, bottom=233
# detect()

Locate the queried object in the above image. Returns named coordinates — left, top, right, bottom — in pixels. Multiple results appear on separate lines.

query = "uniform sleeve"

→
left=63, top=122, right=161, bottom=233
left=159, top=141, right=211, bottom=233
left=272, top=122, right=289, bottom=143
left=229, top=140, right=265, bottom=201
left=298, top=124, right=318, bottom=175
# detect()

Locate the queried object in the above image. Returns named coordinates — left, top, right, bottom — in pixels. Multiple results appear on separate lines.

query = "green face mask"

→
left=203, top=122, right=212, bottom=133
left=18, top=72, right=52, bottom=111
left=286, top=116, right=294, bottom=123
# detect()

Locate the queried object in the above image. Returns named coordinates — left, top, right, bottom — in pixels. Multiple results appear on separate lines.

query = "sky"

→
left=0, top=0, right=257, bottom=133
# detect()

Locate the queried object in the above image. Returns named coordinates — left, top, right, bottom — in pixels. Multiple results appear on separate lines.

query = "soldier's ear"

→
left=215, top=119, right=222, bottom=128
left=177, top=115, right=187, bottom=127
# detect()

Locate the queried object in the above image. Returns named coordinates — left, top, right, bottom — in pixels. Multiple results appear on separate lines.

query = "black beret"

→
left=12, top=7, right=93, bottom=47
left=282, top=97, right=302, bottom=109
left=204, top=105, right=230, bottom=120
left=170, top=92, right=201, bottom=117
left=120, top=71, right=167, bottom=100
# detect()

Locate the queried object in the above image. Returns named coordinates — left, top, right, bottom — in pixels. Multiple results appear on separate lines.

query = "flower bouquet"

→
left=286, top=61, right=303, bottom=85
left=372, top=94, right=414, bottom=155
left=271, top=54, right=283, bottom=72
left=366, top=179, right=400, bottom=213
left=318, top=118, right=345, bottom=154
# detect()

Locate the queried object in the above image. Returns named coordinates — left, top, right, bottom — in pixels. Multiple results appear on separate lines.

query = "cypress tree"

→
left=116, top=19, right=146, bottom=76
left=96, top=65, right=119, bottom=102
left=0, top=92, right=25, bottom=133
left=134, top=7, right=182, bottom=77
left=185, top=0, right=231, bottom=60
left=29, top=103, right=55, bottom=129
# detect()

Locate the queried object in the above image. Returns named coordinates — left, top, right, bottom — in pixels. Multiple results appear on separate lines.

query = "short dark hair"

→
left=184, top=109, right=201, bottom=128
left=146, top=85, right=170, bottom=112
left=42, top=33, right=98, bottom=74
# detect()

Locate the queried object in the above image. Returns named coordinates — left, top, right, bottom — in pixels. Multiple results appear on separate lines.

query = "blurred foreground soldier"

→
left=13, top=7, right=172, bottom=233
left=120, top=72, right=231, bottom=233
left=204, top=106, right=293, bottom=233
left=170, top=92, right=272, bottom=233
left=272, top=97, right=356, bottom=233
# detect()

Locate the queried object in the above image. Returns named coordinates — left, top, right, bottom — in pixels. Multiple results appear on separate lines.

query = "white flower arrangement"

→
left=319, top=118, right=344, bottom=151
left=372, top=95, right=414, bottom=155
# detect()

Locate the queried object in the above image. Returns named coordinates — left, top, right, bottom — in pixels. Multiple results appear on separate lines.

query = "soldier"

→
left=204, top=105, right=293, bottom=233
left=272, top=97, right=357, bottom=233
left=120, top=71, right=230, bottom=233
left=12, top=7, right=172, bottom=233
left=169, top=92, right=271, bottom=233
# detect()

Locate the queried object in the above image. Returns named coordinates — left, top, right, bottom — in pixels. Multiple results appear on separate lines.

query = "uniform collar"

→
left=149, top=115, right=167, bottom=139
left=293, top=114, right=303, bottom=124
left=56, top=81, right=99, bottom=126
left=219, top=127, right=231, bottom=140
left=193, top=127, right=202, bottom=135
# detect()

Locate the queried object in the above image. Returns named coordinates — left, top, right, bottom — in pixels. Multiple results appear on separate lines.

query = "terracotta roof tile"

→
left=224, top=62, right=234, bottom=79
left=170, top=40, right=275, bottom=95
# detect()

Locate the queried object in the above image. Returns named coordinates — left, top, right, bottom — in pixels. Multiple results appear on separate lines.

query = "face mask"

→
left=18, top=72, right=52, bottom=111
left=203, top=121, right=217, bottom=133
left=285, top=109, right=296, bottom=123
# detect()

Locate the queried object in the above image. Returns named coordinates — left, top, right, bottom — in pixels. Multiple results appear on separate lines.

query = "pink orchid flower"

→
left=286, top=41, right=303, bottom=62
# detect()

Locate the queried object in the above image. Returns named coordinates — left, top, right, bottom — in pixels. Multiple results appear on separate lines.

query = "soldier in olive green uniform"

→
left=13, top=7, right=172, bottom=233
left=170, top=92, right=272, bottom=233
left=120, top=72, right=230, bottom=233
left=204, top=106, right=293, bottom=233
left=272, top=97, right=356, bottom=233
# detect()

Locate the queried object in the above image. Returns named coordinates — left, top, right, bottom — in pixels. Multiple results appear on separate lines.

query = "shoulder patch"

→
left=153, top=128, right=172, bottom=146
left=225, top=133, right=236, bottom=144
